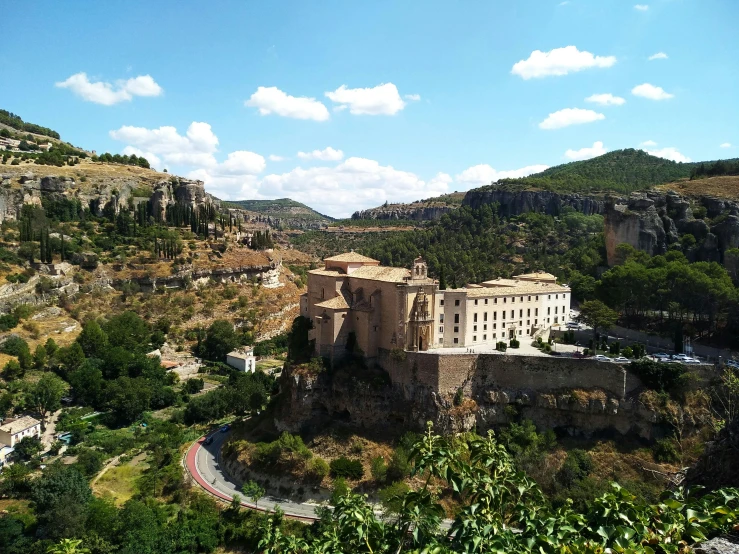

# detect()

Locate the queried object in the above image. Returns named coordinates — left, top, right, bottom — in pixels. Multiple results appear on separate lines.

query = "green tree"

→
left=106, top=376, right=152, bottom=424
left=14, top=436, right=43, bottom=461
left=76, top=320, right=108, bottom=358
left=200, top=319, right=239, bottom=361
left=577, top=299, right=619, bottom=343
left=34, top=344, right=48, bottom=369
left=68, top=359, right=105, bottom=407
left=47, top=538, right=90, bottom=554
left=242, top=480, right=266, bottom=508
left=28, top=372, right=66, bottom=424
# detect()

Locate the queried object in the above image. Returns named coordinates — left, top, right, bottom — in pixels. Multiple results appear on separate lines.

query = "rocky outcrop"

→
left=462, top=188, right=608, bottom=217
left=352, top=205, right=455, bottom=221
left=149, top=178, right=215, bottom=220
left=275, top=353, right=658, bottom=439
left=604, top=191, right=739, bottom=266
left=685, top=414, right=739, bottom=492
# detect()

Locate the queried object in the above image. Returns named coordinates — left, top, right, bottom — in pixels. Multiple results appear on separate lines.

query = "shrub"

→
left=330, top=477, right=350, bottom=504
left=370, top=456, right=387, bottom=483
left=496, top=341, right=507, bottom=352
left=379, top=481, right=410, bottom=514
left=330, top=457, right=364, bottom=480
left=0, top=313, right=19, bottom=331
left=629, top=359, right=689, bottom=394
left=509, top=338, right=520, bottom=348
left=653, top=438, right=680, bottom=463
left=622, top=346, right=634, bottom=358
left=556, top=449, right=594, bottom=488
left=307, top=457, right=329, bottom=480
left=183, top=378, right=204, bottom=394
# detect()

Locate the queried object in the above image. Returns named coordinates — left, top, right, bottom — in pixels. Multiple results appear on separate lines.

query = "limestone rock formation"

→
left=462, top=188, right=608, bottom=217
left=352, top=204, right=455, bottom=221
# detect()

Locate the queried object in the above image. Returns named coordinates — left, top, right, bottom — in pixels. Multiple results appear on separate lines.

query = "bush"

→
left=378, top=481, right=410, bottom=514
left=556, top=449, right=594, bottom=488
left=496, top=341, right=507, bottom=352
left=653, top=438, right=680, bottom=463
left=307, top=457, right=329, bottom=480
left=329, top=457, right=364, bottom=480
left=622, top=346, right=634, bottom=358
left=370, top=456, right=387, bottom=483
left=0, top=313, right=19, bottom=331
left=183, top=378, right=204, bottom=394
left=629, top=359, right=689, bottom=394
left=509, top=338, right=520, bottom=348
left=330, top=477, right=350, bottom=504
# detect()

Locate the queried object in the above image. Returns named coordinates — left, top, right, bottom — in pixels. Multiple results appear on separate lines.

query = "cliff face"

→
left=0, top=170, right=215, bottom=222
left=352, top=205, right=455, bottom=221
left=275, top=352, right=658, bottom=439
left=462, top=188, right=608, bottom=217
left=604, top=192, right=739, bottom=266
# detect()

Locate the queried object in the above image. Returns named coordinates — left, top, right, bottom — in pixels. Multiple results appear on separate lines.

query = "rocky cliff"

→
left=0, top=166, right=215, bottom=222
left=462, top=187, right=608, bottom=217
left=604, top=191, right=739, bottom=265
left=275, top=352, right=660, bottom=440
left=352, top=204, right=455, bottom=221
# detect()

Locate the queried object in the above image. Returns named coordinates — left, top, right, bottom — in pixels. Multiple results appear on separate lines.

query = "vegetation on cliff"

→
left=485, top=149, right=698, bottom=194
left=0, top=108, right=61, bottom=139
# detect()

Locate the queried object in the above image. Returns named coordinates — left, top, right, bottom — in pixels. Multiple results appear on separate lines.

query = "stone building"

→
left=302, top=254, right=572, bottom=363
left=226, top=349, right=256, bottom=373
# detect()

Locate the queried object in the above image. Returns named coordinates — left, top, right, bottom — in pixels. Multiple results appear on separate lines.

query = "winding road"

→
left=184, top=429, right=321, bottom=521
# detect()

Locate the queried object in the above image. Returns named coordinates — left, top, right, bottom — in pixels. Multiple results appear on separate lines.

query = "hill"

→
left=226, top=198, right=332, bottom=225
left=488, top=149, right=697, bottom=195
left=351, top=191, right=465, bottom=221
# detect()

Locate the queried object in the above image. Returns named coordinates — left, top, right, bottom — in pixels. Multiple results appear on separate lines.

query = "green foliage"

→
left=630, top=359, right=689, bottom=394
left=654, top=438, right=681, bottom=463
left=0, top=313, right=19, bottom=331
left=183, top=377, right=204, bottom=394
left=690, top=158, right=739, bottom=179
left=329, top=456, right=364, bottom=480
left=242, top=479, right=266, bottom=506
left=0, top=108, right=61, bottom=139
left=198, top=319, right=240, bottom=361
left=307, top=457, right=330, bottom=480
left=370, top=455, right=388, bottom=482
left=13, top=436, right=43, bottom=461
left=492, top=149, right=698, bottom=194
left=577, top=299, right=619, bottom=337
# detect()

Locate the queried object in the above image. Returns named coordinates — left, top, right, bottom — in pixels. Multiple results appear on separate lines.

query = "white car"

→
left=566, top=322, right=580, bottom=330
left=613, top=357, right=630, bottom=364
left=594, top=354, right=613, bottom=362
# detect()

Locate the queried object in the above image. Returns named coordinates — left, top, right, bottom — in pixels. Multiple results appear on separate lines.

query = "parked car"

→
left=672, top=353, right=691, bottom=361
left=653, top=353, right=670, bottom=360
left=220, top=424, right=230, bottom=433
left=204, top=436, right=214, bottom=445
left=613, top=357, right=630, bottom=364
left=594, top=354, right=613, bottom=362
left=566, top=322, right=580, bottom=329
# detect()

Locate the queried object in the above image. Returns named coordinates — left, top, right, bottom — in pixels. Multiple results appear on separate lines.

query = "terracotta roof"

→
left=0, top=416, right=40, bottom=435
left=349, top=265, right=411, bottom=283
left=315, top=294, right=351, bottom=310
left=324, top=252, right=379, bottom=263
left=308, top=268, right=344, bottom=277
left=516, top=271, right=557, bottom=282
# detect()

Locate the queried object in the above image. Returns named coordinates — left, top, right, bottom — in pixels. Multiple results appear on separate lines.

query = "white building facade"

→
left=434, top=272, right=571, bottom=348
left=226, top=349, right=256, bottom=372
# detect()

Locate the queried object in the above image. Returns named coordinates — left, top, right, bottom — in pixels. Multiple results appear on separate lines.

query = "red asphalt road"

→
left=184, top=436, right=319, bottom=522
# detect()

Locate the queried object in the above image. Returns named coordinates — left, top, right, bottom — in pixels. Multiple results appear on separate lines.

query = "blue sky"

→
left=2, top=0, right=737, bottom=217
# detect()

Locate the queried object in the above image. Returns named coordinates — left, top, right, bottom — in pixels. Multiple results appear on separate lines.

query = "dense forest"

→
left=490, top=149, right=696, bottom=194
left=690, top=158, right=739, bottom=179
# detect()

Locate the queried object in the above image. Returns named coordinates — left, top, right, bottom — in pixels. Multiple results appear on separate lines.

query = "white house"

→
left=0, top=415, right=41, bottom=448
left=226, top=349, right=256, bottom=373
left=0, top=445, right=14, bottom=468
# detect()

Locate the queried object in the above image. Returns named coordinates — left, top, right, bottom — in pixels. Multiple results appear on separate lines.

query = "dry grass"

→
left=656, top=176, right=739, bottom=199
left=92, top=453, right=149, bottom=505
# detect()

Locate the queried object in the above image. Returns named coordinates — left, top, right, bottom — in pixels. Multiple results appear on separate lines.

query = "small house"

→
left=226, top=349, right=256, bottom=373
left=0, top=415, right=42, bottom=448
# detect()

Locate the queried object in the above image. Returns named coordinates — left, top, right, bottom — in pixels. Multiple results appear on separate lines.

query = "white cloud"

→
left=455, top=164, right=549, bottom=186
left=585, top=93, right=626, bottom=106
left=634, top=4, right=649, bottom=11
left=632, top=83, right=674, bottom=100
left=720, top=143, right=732, bottom=149
left=640, top=140, right=658, bottom=147
left=404, top=93, right=421, bottom=101
left=646, top=147, right=691, bottom=163
left=297, top=147, right=344, bottom=161
left=268, top=154, right=286, bottom=162
left=325, top=83, right=406, bottom=115
left=121, top=146, right=161, bottom=169
left=648, top=52, right=668, bottom=60
left=55, top=72, right=163, bottom=105
left=245, top=86, right=330, bottom=121
left=219, top=151, right=266, bottom=175
left=511, top=46, right=616, bottom=79
left=565, top=141, right=607, bottom=161
left=539, top=108, right=605, bottom=130
left=110, top=122, right=219, bottom=167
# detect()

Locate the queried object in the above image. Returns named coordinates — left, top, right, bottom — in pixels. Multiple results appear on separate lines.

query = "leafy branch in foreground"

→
left=257, top=423, right=739, bottom=553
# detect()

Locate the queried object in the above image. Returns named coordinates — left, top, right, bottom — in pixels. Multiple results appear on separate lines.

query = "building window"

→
left=440, top=314, right=444, bottom=323
left=454, top=314, right=460, bottom=324
left=528, top=296, right=531, bottom=301
left=493, top=333, right=497, bottom=339
left=484, top=312, right=488, bottom=321
left=503, top=297, right=506, bottom=303
left=454, top=326, right=459, bottom=333
left=511, top=297, right=515, bottom=303
left=519, top=321, right=522, bottom=327
left=526, top=320, right=530, bottom=326
left=535, top=308, right=539, bottom=316
left=473, top=336, right=477, bottom=342
left=555, top=307, right=558, bottom=314
left=473, top=313, right=478, bottom=322
left=439, top=326, right=444, bottom=333
left=556, top=294, right=559, bottom=299
left=502, top=322, right=506, bottom=328
left=519, top=330, right=523, bottom=335
left=554, top=317, right=558, bottom=323
left=484, top=299, right=488, bottom=305
left=440, top=299, right=444, bottom=306
left=439, top=338, right=443, bottom=344
left=493, top=312, right=497, bottom=320
left=510, top=310, right=514, bottom=318
left=548, top=295, right=551, bottom=300
left=502, top=311, right=506, bottom=320
left=494, top=298, right=498, bottom=304
left=483, top=324, right=487, bottom=330
left=547, top=318, right=550, bottom=323
left=520, top=297, right=523, bottom=302
left=519, top=309, right=523, bottom=317
left=455, top=299, right=460, bottom=306
left=493, top=323, right=497, bottom=329
left=536, top=296, right=539, bottom=301
left=527, top=309, right=530, bottom=316
left=453, top=338, right=459, bottom=344
left=547, top=307, right=551, bottom=315
left=535, top=319, right=538, bottom=325
left=473, top=325, right=477, bottom=332
left=474, top=299, right=478, bottom=306
left=483, top=334, right=487, bottom=340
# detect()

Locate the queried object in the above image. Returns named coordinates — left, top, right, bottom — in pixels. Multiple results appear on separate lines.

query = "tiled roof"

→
left=315, top=295, right=351, bottom=310
left=516, top=271, right=557, bottom=282
left=349, top=265, right=411, bottom=283
left=227, top=350, right=254, bottom=360
left=460, top=281, right=569, bottom=297
left=324, top=252, right=379, bottom=263
left=0, top=416, right=40, bottom=435
left=308, top=268, right=344, bottom=277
